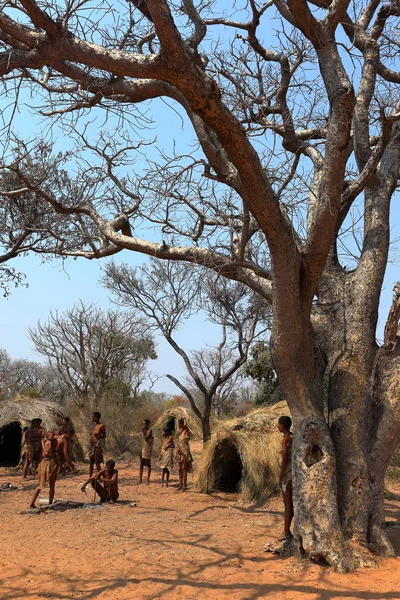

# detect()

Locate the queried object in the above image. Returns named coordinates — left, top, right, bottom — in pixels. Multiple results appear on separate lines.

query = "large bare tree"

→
left=0, top=0, right=399, bottom=570
left=103, top=259, right=268, bottom=441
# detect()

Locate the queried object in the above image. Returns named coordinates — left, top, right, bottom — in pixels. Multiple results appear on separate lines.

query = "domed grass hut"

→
left=154, top=406, right=203, bottom=440
left=195, top=401, right=290, bottom=504
left=0, top=396, right=84, bottom=467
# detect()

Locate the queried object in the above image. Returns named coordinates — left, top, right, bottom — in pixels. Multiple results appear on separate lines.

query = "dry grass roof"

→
left=195, top=401, right=290, bottom=505
left=0, top=395, right=65, bottom=430
left=154, top=406, right=203, bottom=440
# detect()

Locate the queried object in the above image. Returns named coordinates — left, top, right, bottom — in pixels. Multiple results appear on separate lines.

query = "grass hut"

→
left=154, top=406, right=202, bottom=440
left=195, top=401, right=290, bottom=504
left=0, top=396, right=84, bottom=467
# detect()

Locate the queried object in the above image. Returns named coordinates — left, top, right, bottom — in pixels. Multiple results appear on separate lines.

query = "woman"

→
left=176, top=418, right=193, bottom=491
left=159, top=428, right=175, bottom=487
left=277, top=415, right=294, bottom=541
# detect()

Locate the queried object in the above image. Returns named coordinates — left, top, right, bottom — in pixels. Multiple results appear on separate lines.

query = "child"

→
left=29, top=431, right=59, bottom=508
left=81, top=459, right=119, bottom=503
left=159, top=428, right=175, bottom=487
left=277, top=415, right=293, bottom=541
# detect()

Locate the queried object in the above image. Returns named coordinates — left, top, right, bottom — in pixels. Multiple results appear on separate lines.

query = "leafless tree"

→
left=103, top=259, right=269, bottom=441
left=29, top=302, right=156, bottom=408
left=0, top=348, right=68, bottom=400
left=0, top=0, right=399, bottom=568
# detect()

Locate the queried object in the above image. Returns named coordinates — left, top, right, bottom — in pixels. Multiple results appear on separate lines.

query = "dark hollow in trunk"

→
left=212, top=439, right=243, bottom=492
left=0, top=421, right=22, bottom=467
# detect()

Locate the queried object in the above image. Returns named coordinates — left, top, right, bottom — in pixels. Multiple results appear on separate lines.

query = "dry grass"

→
left=195, top=401, right=290, bottom=505
left=154, top=406, right=203, bottom=440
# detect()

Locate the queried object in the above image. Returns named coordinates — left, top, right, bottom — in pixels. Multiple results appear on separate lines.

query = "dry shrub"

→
left=66, top=396, right=164, bottom=460
left=195, top=401, right=289, bottom=505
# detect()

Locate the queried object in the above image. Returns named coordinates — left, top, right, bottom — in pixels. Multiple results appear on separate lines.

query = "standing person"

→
left=139, top=419, right=153, bottom=484
left=56, top=417, right=78, bottom=475
left=277, top=415, right=294, bottom=541
left=23, top=418, right=45, bottom=479
left=176, top=418, right=193, bottom=491
left=88, top=412, right=106, bottom=477
left=29, top=431, right=59, bottom=508
left=159, top=428, right=175, bottom=487
left=81, top=459, right=119, bottom=503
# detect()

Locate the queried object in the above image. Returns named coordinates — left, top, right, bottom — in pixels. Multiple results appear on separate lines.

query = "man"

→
left=56, top=416, right=77, bottom=475
left=138, top=419, right=153, bottom=484
left=29, top=431, right=59, bottom=508
left=88, top=411, right=106, bottom=476
left=81, top=459, right=119, bottom=503
left=277, top=415, right=293, bottom=541
left=23, top=418, right=45, bottom=479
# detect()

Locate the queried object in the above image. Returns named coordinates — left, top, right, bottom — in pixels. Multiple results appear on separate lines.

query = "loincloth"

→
left=281, top=470, right=292, bottom=493
left=160, top=447, right=174, bottom=471
left=141, top=440, right=153, bottom=461
left=89, top=439, right=104, bottom=461
left=28, top=442, right=41, bottom=463
left=177, top=444, right=193, bottom=472
left=38, top=458, right=58, bottom=488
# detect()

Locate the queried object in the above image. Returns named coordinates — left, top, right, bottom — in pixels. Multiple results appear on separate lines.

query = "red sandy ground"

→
left=1, top=446, right=400, bottom=600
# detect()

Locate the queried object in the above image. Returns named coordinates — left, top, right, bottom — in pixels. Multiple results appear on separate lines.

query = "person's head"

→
left=62, top=416, right=70, bottom=423
left=178, top=418, right=185, bottom=430
left=162, top=428, right=170, bottom=437
left=277, top=415, right=292, bottom=433
left=92, top=411, right=101, bottom=423
left=46, top=431, right=55, bottom=441
left=31, top=418, right=42, bottom=429
left=105, top=459, right=115, bottom=471
left=143, top=419, right=150, bottom=429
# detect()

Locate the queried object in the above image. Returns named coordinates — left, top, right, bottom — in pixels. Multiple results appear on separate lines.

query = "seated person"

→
left=81, top=459, right=119, bottom=503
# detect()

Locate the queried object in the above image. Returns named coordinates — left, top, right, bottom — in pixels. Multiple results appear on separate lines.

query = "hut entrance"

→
left=0, top=421, right=23, bottom=467
left=213, top=439, right=243, bottom=492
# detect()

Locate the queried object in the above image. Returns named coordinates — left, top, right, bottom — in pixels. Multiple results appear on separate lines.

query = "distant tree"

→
left=243, top=342, right=282, bottom=406
left=29, top=303, right=156, bottom=408
left=103, top=259, right=270, bottom=442
left=0, top=349, right=69, bottom=401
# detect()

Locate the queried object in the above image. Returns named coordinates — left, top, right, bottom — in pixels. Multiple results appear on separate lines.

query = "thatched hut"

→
left=195, top=401, right=290, bottom=504
left=154, top=406, right=202, bottom=440
left=0, top=396, right=83, bottom=467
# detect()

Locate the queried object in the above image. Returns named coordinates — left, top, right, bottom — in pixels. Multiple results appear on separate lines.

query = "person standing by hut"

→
left=89, top=412, right=106, bottom=477
left=56, top=416, right=78, bottom=475
left=29, top=431, right=59, bottom=508
left=277, top=415, right=294, bottom=541
left=139, top=419, right=153, bottom=484
left=159, top=427, right=175, bottom=487
left=23, top=418, right=45, bottom=479
left=176, top=418, right=193, bottom=491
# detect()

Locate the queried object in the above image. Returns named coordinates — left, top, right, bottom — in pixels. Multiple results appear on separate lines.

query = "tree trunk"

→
left=273, top=268, right=400, bottom=571
left=201, top=411, right=211, bottom=444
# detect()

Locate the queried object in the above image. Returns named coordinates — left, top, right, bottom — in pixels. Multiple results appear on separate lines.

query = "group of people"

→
left=22, top=411, right=194, bottom=509
left=21, top=409, right=293, bottom=542
left=22, top=416, right=77, bottom=480
left=139, top=418, right=193, bottom=491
